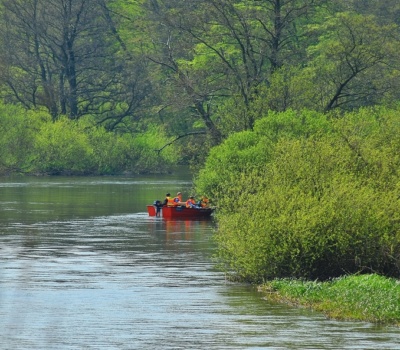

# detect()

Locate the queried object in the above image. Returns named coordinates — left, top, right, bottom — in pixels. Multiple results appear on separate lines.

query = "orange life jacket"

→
left=186, top=198, right=196, bottom=208
left=201, top=197, right=209, bottom=207
left=167, top=197, right=175, bottom=206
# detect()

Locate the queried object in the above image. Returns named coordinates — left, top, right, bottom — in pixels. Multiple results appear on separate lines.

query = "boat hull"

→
left=147, top=205, right=213, bottom=219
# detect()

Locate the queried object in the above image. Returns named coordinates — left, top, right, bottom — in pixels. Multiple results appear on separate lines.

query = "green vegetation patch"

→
left=0, top=105, right=179, bottom=176
left=196, top=107, right=400, bottom=282
left=260, top=274, right=400, bottom=325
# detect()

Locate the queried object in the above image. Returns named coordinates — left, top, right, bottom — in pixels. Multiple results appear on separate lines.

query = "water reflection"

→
left=0, top=177, right=399, bottom=349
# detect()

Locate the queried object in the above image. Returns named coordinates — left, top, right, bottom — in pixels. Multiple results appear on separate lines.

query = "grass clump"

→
left=260, top=274, right=400, bottom=325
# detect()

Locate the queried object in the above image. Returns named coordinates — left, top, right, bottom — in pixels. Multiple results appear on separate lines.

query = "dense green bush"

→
left=128, top=125, right=178, bottom=174
left=195, top=107, right=400, bottom=282
left=34, top=119, right=178, bottom=175
left=0, top=104, right=43, bottom=174
left=0, top=103, right=178, bottom=175
left=34, top=117, right=95, bottom=175
left=87, top=124, right=177, bottom=175
left=194, top=130, right=273, bottom=206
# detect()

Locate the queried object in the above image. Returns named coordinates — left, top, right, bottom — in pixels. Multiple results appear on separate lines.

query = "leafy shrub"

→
left=0, top=104, right=44, bottom=174
left=33, top=119, right=179, bottom=175
left=196, top=107, right=400, bottom=282
left=194, top=130, right=273, bottom=204
left=34, top=117, right=94, bottom=175
left=129, top=125, right=178, bottom=174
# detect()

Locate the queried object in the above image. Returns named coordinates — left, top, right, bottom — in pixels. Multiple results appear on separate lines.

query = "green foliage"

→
left=195, top=109, right=330, bottom=199
left=34, top=119, right=178, bottom=175
left=2, top=0, right=400, bottom=165
left=260, top=66, right=317, bottom=112
left=87, top=127, right=138, bottom=175
left=128, top=125, right=179, bottom=173
left=0, top=102, right=178, bottom=175
left=195, top=108, right=400, bottom=282
left=306, top=12, right=399, bottom=111
left=255, top=109, right=332, bottom=141
left=194, top=130, right=273, bottom=204
left=0, top=104, right=46, bottom=174
left=216, top=96, right=257, bottom=135
left=261, top=274, right=400, bottom=325
left=34, top=117, right=95, bottom=175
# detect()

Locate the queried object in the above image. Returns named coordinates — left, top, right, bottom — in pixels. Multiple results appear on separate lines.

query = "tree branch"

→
left=155, top=131, right=207, bottom=154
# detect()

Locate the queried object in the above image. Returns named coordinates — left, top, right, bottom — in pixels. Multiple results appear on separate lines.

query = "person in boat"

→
left=163, top=193, right=170, bottom=206
left=197, top=196, right=209, bottom=208
left=153, top=200, right=163, bottom=217
left=166, top=193, right=177, bottom=206
left=173, top=192, right=184, bottom=206
left=186, top=196, right=200, bottom=209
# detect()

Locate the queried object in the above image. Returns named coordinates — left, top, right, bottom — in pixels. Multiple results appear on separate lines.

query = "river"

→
left=0, top=175, right=399, bottom=349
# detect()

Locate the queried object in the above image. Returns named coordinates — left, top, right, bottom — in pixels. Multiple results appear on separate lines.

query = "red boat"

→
left=147, top=205, right=213, bottom=219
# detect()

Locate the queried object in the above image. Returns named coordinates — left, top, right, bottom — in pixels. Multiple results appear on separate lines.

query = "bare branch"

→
left=155, top=131, right=207, bottom=154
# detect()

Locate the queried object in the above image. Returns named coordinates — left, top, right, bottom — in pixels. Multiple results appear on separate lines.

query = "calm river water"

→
left=0, top=175, right=399, bottom=350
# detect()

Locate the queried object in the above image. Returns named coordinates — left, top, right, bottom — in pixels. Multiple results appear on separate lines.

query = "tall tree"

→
left=143, top=0, right=327, bottom=141
left=306, top=11, right=400, bottom=112
left=0, top=0, right=152, bottom=128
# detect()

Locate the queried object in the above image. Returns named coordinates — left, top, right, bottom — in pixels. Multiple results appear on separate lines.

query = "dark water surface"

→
left=0, top=176, right=399, bottom=349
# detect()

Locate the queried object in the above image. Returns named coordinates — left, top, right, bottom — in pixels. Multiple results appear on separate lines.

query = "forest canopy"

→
left=0, top=0, right=400, bottom=174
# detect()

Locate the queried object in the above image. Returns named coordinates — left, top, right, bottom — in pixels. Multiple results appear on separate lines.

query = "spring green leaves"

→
left=195, top=107, right=400, bottom=282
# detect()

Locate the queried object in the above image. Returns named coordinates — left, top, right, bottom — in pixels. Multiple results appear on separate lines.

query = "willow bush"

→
left=34, top=117, right=95, bottom=175
left=34, top=119, right=178, bottom=175
left=0, top=102, right=178, bottom=175
left=195, top=107, right=400, bottom=282
left=129, top=125, right=178, bottom=174
left=87, top=126, right=134, bottom=175
left=0, top=104, right=42, bottom=174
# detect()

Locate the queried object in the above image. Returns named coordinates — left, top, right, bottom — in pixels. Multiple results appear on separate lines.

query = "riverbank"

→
left=258, top=274, right=400, bottom=326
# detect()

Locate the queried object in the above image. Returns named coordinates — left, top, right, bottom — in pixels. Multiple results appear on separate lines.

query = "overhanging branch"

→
left=156, top=131, right=207, bottom=154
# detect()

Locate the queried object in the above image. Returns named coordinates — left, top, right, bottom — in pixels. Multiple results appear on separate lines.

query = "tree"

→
left=0, top=0, right=152, bottom=129
left=142, top=0, right=327, bottom=142
left=306, top=12, right=400, bottom=112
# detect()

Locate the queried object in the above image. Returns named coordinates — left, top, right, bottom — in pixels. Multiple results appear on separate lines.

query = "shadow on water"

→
left=0, top=176, right=399, bottom=349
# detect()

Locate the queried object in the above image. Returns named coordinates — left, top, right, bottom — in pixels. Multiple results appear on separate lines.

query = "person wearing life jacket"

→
left=163, top=193, right=170, bottom=206
left=173, top=192, right=183, bottom=206
left=200, top=196, right=209, bottom=208
left=186, top=196, right=198, bottom=208
left=165, top=193, right=175, bottom=206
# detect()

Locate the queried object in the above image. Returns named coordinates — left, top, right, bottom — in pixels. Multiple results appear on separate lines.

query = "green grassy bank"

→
left=259, top=274, right=400, bottom=326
